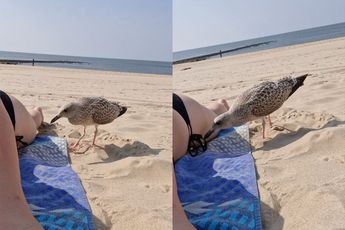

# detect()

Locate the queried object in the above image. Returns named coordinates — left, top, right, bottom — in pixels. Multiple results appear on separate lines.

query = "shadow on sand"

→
left=257, top=119, right=345, bottom=151
left=260, top=201, right=284, bottom=230
left=252, top=119, right=345, bottom=229
left=89, top=140, right=161, bottom=165
left=92, top=215, right=109, bottom=230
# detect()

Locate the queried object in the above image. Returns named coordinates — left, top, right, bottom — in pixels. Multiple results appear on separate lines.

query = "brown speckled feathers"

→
left=62, top=97, right=127, bottom=126
left=229, top=74, right=308, bottom=121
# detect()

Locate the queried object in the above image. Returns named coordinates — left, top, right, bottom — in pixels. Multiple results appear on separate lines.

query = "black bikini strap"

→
left=173, top=93, right=193, bottom=133
left=173, top=93, right=207, bottom=156
left=188, top=134, right=207, bottom=156
left=0, top=90, right=16, bottom=129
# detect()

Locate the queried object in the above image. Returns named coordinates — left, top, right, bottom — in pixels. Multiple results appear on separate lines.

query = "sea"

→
left=173, top=22, right=345, bottom=63
left=0, top=51, right=172, bottom=75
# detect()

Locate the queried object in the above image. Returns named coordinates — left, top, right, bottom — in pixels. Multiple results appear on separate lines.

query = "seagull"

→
left=205, top=74, right=309, bottom=140
left=51, top=97, right=127, bottom=149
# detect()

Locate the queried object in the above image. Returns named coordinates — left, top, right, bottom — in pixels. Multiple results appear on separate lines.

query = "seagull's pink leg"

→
left=76, top=126, right=98, bottom=153
left=71, top=126, right=86, bottom=149
left=262, top=118, right=266, bottom=139
left=92, top=125, right=98, bottom=145
left=268, top=115, right=273, bottom=127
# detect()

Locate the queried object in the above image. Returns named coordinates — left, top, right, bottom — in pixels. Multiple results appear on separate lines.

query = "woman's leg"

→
left=0, top=101, right=43, bottom=229
left=9, top=95, right=43, bottom=147
left=173, top=110, right=189, bottom=161
left=173, top=172, right=196, bottom=230
left=28, top=107, right=44, bottom=129
left=173, top=94, right=229, bottom=230
left=173, top=94, right=229, bottom=161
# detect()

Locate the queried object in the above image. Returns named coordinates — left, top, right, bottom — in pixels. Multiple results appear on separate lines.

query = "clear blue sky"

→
left=173, top=0, right=345, bottom=51
left=0, top=0, right=172, bottom=61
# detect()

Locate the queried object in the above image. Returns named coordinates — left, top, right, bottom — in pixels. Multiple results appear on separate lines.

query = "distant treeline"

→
left=173, top=40, right=275, bottom=64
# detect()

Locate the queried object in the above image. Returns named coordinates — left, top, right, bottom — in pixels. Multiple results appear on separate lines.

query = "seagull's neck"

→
left=222, top=111, right=247, bottom=128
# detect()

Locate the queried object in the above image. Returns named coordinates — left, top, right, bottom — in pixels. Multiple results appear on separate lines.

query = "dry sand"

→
left=174, top=37, right=345, bottom=229
left=0, top=66, right=172, bottom=229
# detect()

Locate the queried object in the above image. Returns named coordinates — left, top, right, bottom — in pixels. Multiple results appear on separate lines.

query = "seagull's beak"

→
left=204, top=124, right=221, bottom=142
left=119, top=106, right=127, bottom=117
left=50, top=115, right=61, bottom=123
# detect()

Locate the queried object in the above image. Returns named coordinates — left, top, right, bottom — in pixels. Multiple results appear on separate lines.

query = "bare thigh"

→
left=173, top=110, right=189, bottom=161
left=9, top=96, right=37, bottom=146
left=0, top=101, right=43, bottom=229
left=179, top=94, right=217, bottom=136
left=173, top=94, right=218, bottom=161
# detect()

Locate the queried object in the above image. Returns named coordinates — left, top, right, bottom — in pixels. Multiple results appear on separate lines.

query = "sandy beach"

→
left=174, top=37, right=345, bottom=229
left=0, top=66, right=172, bottom=229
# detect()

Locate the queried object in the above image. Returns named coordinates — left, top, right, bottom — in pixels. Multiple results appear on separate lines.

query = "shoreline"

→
left=0, top=63, right=170, bottom=78
left=0, top=52, right=172, bottom=76
left=173, top=40, right=274, bottom=64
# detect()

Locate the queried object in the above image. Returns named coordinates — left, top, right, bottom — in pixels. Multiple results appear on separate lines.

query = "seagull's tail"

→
left=118, top=106, right=127, bottom=117
left=289, top=74, right=309, bottom=97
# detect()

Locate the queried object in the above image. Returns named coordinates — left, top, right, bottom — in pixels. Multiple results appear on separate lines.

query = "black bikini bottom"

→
left=173, top=93, right=207, bottom=156
left=0, top=90, right=16, bottom=128
left=0, top=90, right=28, bottom=147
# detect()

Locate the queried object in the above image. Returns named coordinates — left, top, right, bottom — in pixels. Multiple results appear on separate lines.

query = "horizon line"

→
left=0, top=49, right=172, bottom=63
left=173, top=21, right=345, bottom=53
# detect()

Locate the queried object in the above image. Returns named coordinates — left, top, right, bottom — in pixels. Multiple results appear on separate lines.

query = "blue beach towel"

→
left=19, top=136, right=95, bottom=230
left=175, top=126, right=262, bottom=230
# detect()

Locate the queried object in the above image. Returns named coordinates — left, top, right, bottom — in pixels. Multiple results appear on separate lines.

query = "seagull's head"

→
left=50, top=102, right=79, bottom=123
left=204, top=112, right=235, bottom=142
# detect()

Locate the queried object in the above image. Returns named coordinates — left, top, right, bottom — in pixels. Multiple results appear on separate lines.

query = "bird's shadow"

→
left=257, top=119, right=345, bottom=151
left=89, top=141, right=162, bottom=165
left=259, top=201, right=284, bottom=230
left=92, top=215, right=109, bottom=230
left=253, top=160, right=284, bottom=229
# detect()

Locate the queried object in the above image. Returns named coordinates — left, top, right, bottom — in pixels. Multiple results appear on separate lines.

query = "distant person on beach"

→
left=173, top=93, right=229, bottom=230
left=0, top=90, right=43, bottom=148
left=0, top=97, right=43, bottom=229
left=32, top=59, right=35, bottom=66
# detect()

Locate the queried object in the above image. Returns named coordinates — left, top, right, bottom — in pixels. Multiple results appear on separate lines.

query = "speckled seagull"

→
left=51, top=97, right=127, bottom=149
left=205, top=74, right=309, bottom=140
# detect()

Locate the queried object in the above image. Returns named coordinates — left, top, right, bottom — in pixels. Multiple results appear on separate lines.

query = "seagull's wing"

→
left=251, top=80, right=293, bottom=117
left=230, top=81, right=288, bottom=118
left=79, top=97, right=100, bottom=105
left=90, top=98, right=121, bottom=125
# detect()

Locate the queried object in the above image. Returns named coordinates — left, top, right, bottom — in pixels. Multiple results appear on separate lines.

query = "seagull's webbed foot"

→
left=73, top=145, right=93, bottom=154
left=93, top=143, right=104, bottom=149
left=69, top=126, right=87, bottom=152
left=70, top=142, right=80, bottom=150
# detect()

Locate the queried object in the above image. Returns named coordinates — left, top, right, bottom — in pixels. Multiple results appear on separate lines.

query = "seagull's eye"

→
left=63, top=109, right=68, bottom=113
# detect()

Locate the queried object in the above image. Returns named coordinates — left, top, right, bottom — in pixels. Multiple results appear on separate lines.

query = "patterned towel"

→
left=19, top=136, right=95, bottom=230
left=175, top=126, right=262, bottom=230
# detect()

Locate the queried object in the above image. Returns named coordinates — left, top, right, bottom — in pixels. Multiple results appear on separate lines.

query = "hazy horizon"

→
left=0, top=0, right=172, bottom=62
left=0, top=49, right=170, bottom=63
left=173, top=0, right=345, bottom=52
left=174, top=21, right=345, bottom=52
